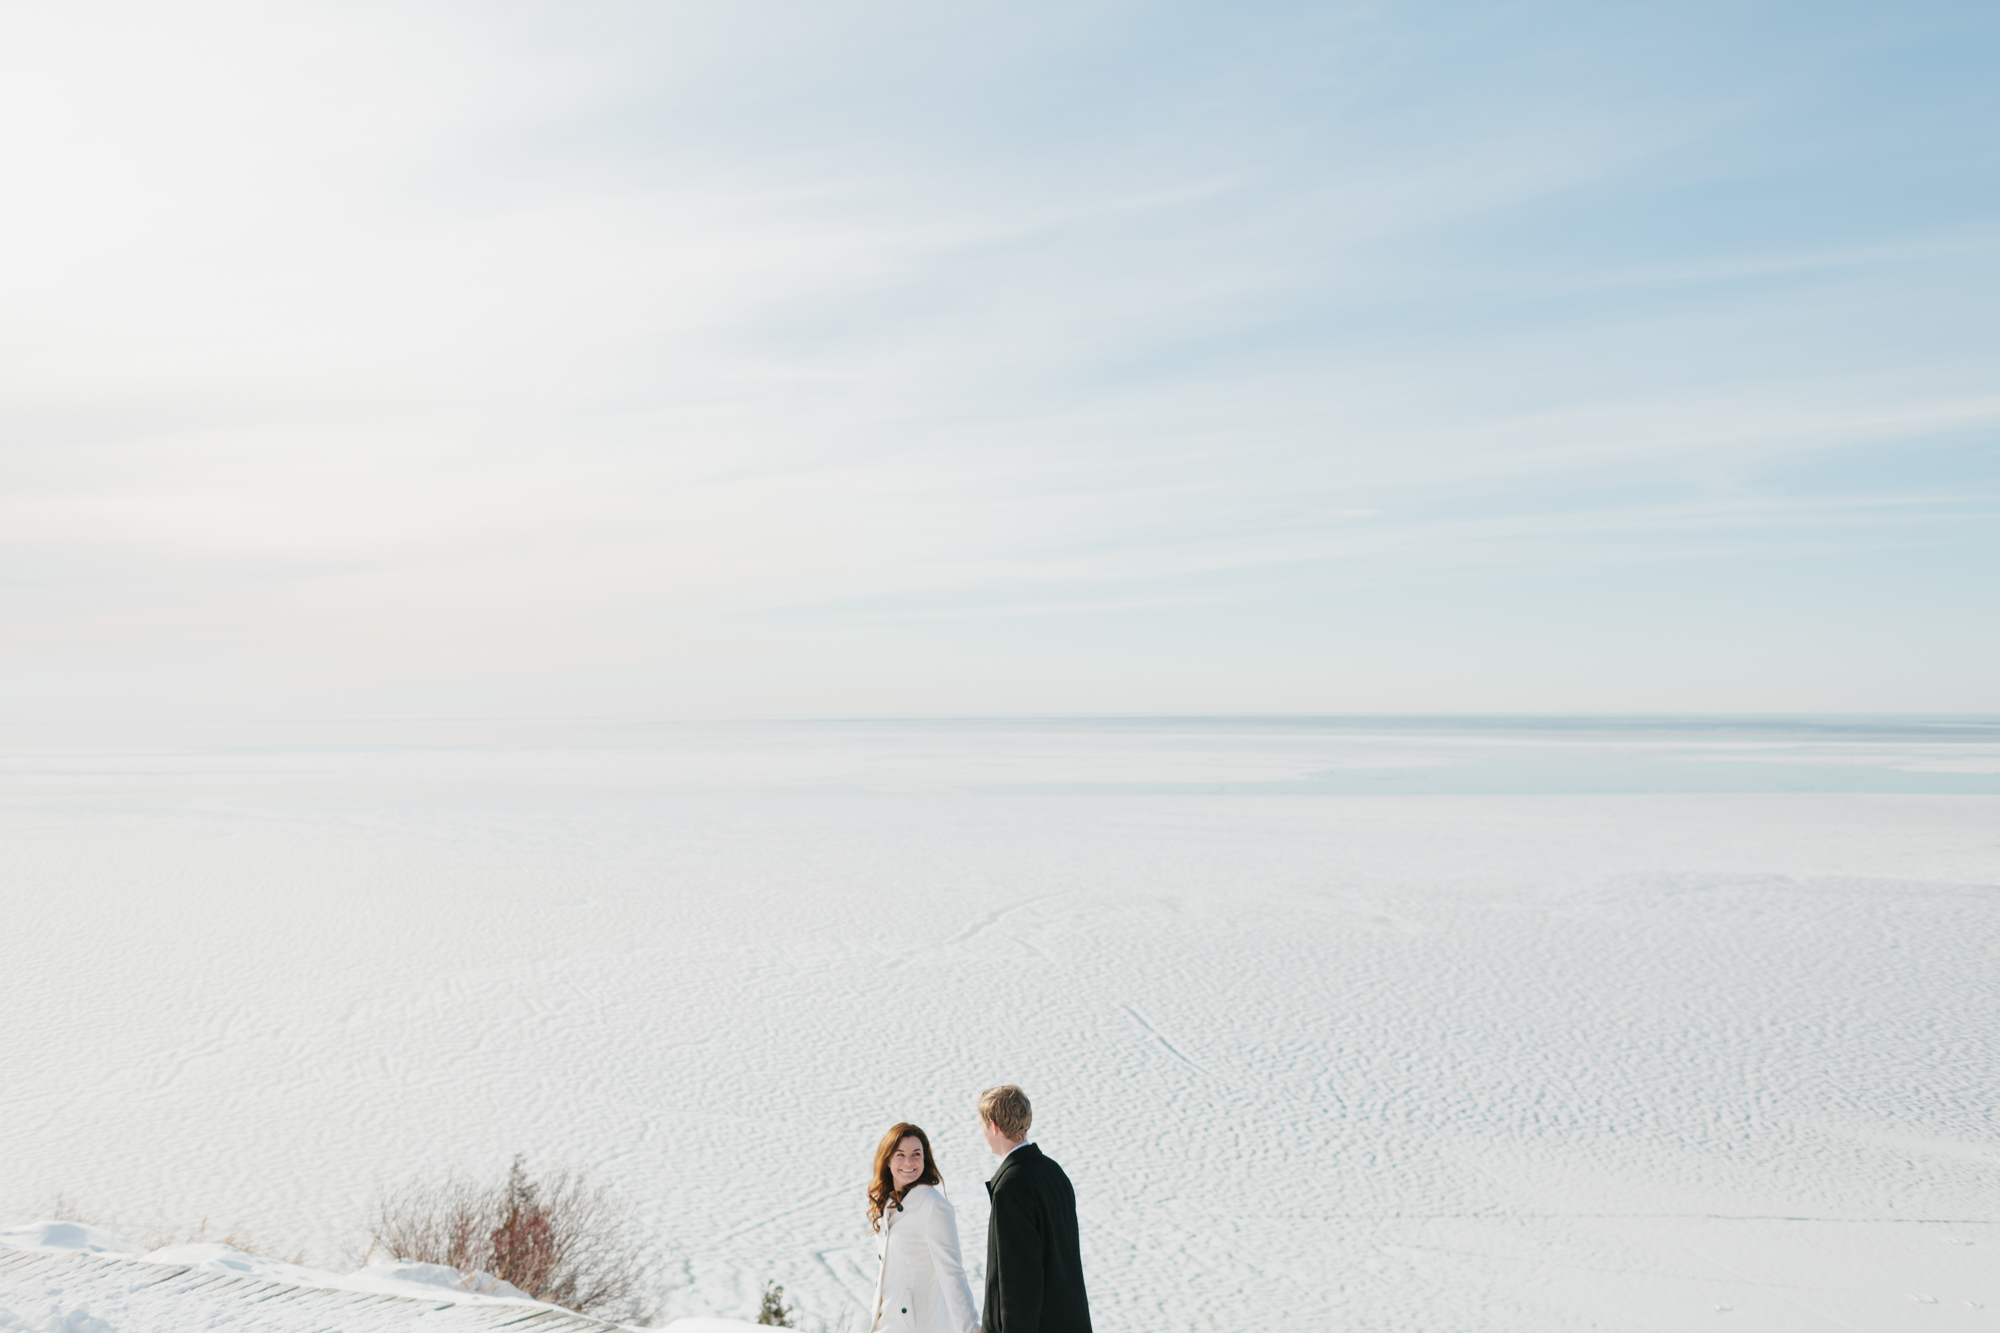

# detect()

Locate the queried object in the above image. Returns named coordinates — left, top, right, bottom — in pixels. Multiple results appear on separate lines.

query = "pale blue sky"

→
left=2, top=0, right=1995, bottom=720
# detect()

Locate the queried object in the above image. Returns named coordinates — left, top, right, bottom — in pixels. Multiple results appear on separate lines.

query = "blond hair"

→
left=977, top=1085, right=1033, bottom=1141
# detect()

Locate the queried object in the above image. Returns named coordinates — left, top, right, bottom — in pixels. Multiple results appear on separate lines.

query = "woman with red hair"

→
left=865, top=1122, right=979, bottom=1333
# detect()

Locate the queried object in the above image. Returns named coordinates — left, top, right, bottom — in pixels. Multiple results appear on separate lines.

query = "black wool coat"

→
left=982, top=1144, right=1091, bottom=1333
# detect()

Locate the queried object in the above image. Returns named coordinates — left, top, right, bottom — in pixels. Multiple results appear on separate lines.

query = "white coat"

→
left=870, top=1183, right=979, bottom=1333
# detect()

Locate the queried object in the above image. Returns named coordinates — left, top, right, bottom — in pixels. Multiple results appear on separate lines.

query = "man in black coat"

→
left=978, top=1085, right=1091, bottom=1333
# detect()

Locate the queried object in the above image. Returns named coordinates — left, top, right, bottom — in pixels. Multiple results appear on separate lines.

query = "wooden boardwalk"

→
left=0, top=1247, right=637, bottom=1332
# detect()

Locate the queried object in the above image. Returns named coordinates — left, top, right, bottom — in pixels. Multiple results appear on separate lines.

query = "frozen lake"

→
left=4, top=718, right=1998, bottom=1331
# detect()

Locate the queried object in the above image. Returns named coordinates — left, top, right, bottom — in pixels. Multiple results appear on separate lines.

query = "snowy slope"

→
left=0, top=1246, right=620, bottom=1333
left=0, top=1226, right=774, bottom=1333
left=3, top=719, right=1998, bottom=1332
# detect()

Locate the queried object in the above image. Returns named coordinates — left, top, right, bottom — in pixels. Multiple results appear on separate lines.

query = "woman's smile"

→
left=889, top=1136, right=925, bottom=1190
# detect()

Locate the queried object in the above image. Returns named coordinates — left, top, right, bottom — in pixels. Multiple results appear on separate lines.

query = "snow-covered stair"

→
left=0, top=1248, right=632, bottom=1332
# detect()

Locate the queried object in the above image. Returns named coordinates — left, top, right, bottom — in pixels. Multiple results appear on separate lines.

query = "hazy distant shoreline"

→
left=5, top=714, right=1996, bottom=795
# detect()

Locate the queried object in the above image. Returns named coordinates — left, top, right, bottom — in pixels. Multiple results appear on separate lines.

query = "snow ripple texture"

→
left=3, top=722, right=1997, bottom=1332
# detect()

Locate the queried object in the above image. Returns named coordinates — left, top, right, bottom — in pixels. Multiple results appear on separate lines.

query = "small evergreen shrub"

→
left=757, top=1280, right=797, bottom=1327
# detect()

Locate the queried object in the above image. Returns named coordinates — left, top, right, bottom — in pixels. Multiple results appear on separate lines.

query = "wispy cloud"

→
left=2, top=0, right=1996, bottom=717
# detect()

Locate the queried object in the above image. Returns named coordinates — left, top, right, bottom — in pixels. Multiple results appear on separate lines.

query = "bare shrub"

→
left=364, top=1154, right=660, bottom=1322
left=756, top=1281, right=797, bottom=1327
left=40, top=1193, right=92, bottom=1223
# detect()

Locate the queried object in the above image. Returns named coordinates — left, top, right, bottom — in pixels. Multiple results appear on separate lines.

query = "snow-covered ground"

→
left=3, top=719, right=1997, bottom=1331
left=0, top=1221, right=532, bottom=1302
left=0, top=1221, right=638, bottom=1332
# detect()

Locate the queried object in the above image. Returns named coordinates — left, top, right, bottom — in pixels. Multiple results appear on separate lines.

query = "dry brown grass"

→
left=145, top=1217, right=266, bottom=1255
left=36, top=1196, right=289, bottom=1261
